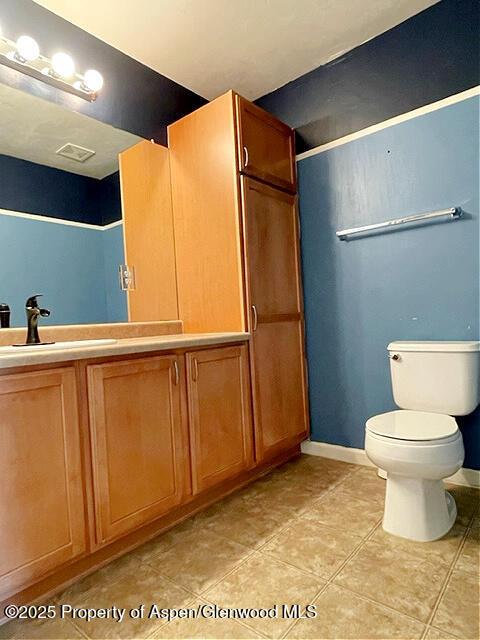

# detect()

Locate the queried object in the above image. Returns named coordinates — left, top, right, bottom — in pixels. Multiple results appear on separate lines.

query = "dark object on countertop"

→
left=0, top=303, right=10, bottom=328
left=15, top=295, right=54, bottom=346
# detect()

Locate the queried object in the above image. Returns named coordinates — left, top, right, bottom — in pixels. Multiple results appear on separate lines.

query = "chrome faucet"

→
left=25, top=295, right=51, bottom=345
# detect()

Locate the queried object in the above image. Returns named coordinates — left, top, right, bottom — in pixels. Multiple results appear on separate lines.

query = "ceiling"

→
left=35, top=0, right=438, bottom=101
left=0, top=83, right=142, bottom=178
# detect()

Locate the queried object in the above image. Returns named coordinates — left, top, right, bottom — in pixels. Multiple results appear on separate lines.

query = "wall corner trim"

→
left=301, top=440, right=480, bottom=488
left=0, top=208, right=123, bottom=230
left=296, top=86, right=480, bottom=162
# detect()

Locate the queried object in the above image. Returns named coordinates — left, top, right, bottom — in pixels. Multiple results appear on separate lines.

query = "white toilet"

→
left=365, top=340, right=480, bottom=542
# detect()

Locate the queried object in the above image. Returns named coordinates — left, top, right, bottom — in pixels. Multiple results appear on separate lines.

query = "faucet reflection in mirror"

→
left=0, top=26, right=104, bottom=101
left=10, top=295, right=53, bottom=347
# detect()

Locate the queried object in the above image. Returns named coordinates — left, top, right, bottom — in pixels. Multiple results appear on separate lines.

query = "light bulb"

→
left=16, top=35, right=40, bottom=62
left=51, top=52, right=75, bottom=78
left=83, top=69, right=103, bottom=92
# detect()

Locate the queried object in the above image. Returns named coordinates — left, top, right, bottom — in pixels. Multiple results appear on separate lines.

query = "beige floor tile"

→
left=334, top=540, right=449, bottom=622
left=424, top=627, right=461, bottom=639
left=371, top=523, right=466, bottom=567
left=205, top=553, right=325, bottom=638
left=286, top=584, right=425, bottom=639
left=432, top=567, right=480, bottom=639
left=262, top=519, right=362, bottom=579
left=335, top=465, right=387, bottom=503
left=301, top=487, right=384, bottom=536
left=200, top=495, right=290, bottom=549
left=278, top=455, right=355, bottom=485
left=53, top=549, right=149, bottom=604
left=133, top=512, right=207, bottom=562
left=147, top=528, right=252, bottom=594
left=446, top=485, right=480, bottom=527
left=243, top=477, right=333, bottom=518
left=151, top=599, right=261, bottom=638
left=0, top=618, right=84, bottom=640
left=455, top=526, right=479, bottom=576
left=62, top=564, right=193, bottom=639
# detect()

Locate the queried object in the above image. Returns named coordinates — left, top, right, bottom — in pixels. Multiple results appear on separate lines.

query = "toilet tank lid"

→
left=388, top=340, right=480, bottom=353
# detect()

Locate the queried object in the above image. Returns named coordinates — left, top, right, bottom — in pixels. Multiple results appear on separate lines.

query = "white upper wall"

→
left=35, top=0, right=437, bottom=100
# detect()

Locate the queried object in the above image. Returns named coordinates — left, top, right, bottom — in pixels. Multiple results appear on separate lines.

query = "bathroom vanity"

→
left=0, top=90, right=308, bottom=611
left=0, top=328, right=289, bottom=610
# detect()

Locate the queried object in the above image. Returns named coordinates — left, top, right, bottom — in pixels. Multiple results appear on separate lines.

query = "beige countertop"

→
left=0, top=332, right=250, bottom=370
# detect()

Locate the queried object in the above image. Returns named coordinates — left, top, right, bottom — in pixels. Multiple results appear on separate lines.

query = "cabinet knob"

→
left=243, top=145, right=249, bottom=168
left=192, top=357, right=199, bottom=382
left=172, top=360, right=179, bottom=385
left=251, top=305, right=258, bottom=332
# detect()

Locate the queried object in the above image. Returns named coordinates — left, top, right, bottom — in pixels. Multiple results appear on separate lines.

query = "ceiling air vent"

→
left=56, top=143, right=96, bottom=163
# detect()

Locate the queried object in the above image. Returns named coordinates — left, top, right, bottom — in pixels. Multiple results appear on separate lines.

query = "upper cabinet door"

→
left=186, top=345, right=253, bottom=494
left=243, top=180, right=302, bottom=317
left=236, top=95, right=296, bottom=193
left=0, top=368, right=86, bottom=599
left=87, top=355, right=188, bottom=545
left=119, top=140, right=179, bottom=322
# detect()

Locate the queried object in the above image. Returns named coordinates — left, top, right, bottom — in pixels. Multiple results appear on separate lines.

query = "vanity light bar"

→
left=0, top=30, right=103, bottom=102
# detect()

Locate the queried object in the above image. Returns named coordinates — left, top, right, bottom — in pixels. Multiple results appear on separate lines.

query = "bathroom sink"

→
left=0, top=339, right=117, bottom=354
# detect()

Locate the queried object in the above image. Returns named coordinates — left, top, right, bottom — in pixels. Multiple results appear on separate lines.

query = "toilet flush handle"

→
left=389, top=353, right=401, bottom=361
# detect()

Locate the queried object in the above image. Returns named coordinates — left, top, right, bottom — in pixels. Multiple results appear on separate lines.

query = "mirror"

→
left=0, top=83, right=143, bottom=327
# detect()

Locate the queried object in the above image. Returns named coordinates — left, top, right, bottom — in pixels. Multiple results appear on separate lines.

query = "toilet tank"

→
left=388, top=341, right=480, bottom=416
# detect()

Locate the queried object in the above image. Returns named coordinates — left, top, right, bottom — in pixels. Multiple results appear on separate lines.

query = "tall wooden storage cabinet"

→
left=168, top=91, right=309, bottom=461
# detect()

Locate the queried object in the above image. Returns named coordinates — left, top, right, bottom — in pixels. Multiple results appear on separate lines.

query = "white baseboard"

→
left=301, top=440, right=480, bottom=488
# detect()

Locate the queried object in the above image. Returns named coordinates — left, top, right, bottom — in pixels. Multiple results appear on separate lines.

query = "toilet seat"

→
left=366, top=409, right=458, bottom=441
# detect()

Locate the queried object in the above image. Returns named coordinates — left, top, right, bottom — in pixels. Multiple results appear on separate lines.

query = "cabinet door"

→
left=119, top=140, right=179, bottom=322
left=236, top=96, right=296, bottom=192
left=87, top=356, right=187, bottom=544
left=242, top=177, right=309, bottom=461
left=0, top=368, right=86, bottom=599
left=187, top=345, right=253, bottom=494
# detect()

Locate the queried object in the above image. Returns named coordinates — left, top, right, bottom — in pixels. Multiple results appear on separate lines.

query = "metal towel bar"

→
left=336, top=207, right=463, bottom=241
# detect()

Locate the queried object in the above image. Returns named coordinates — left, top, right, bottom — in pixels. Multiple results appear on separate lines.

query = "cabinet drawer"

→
left=186, top=345, right=254, bottom=493
left=87, top=355, right=187, bottom=544
left=236, top=95, right=296, bottom=192
left=0, top=368, right=86, bottom=599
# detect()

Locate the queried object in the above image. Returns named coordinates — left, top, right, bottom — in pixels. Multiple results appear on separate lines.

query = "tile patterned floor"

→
left=1, top=455, right=478, bottom=640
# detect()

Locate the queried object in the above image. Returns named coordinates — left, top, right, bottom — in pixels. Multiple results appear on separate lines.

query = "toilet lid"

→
left=366, top=410, right=458, bottom=441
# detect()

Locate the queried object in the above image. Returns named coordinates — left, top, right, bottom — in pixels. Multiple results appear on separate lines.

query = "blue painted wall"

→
left=0, top=155, right=121, bottom=225
left=103, top=224, right=128, bottom=322
left=258, top=0, right=479, bottom=152
left=298, top=96, right=479, bottom=469
left=0, top=213, right=126, bottom=326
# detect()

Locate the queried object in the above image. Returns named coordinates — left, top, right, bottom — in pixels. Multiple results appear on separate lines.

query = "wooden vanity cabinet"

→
left=87, top=355, right=188, bottom=545
left=186, top=345, right=253, bottom=493
left=0, top=367, right=86, bottom=599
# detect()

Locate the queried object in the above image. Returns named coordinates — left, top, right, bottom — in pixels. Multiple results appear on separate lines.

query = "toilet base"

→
left=383, top=475, right=457, bottom=542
